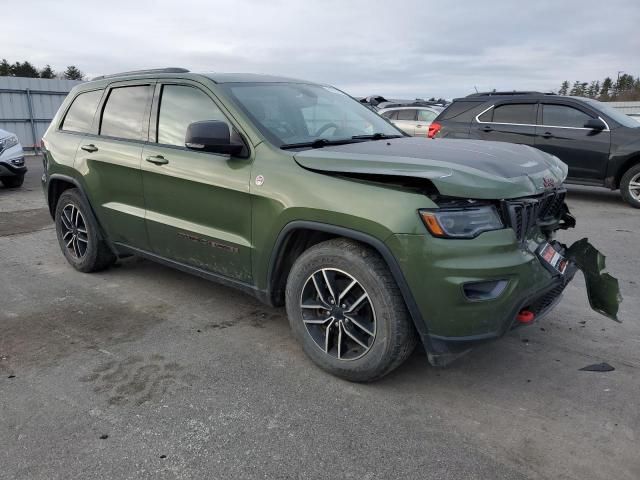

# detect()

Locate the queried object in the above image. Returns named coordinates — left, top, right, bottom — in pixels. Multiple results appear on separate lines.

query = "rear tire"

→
left=54, top=188, right=116, bottom=272
left=620, top=163, right=640, bottom=208
left=285, top=238, right=417, bottom=382
left=1, top=174, right=24, bottom=188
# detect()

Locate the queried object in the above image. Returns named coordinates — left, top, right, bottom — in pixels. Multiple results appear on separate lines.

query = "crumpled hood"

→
left=294, top=137, right=568, bottom=199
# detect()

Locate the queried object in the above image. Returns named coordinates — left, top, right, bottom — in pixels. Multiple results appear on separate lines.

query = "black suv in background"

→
left=431, top=92, right=640, bottom=207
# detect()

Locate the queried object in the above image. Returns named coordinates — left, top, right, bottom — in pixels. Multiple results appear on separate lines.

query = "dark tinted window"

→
left=157, top=85, right=228, bottom=146
left=381, top=110, right=397, bottom=119
left=61, top=90, right=103, bottom=133
left=396, top=109, right=416, bottom=121
left=100, top=85, right=153, bottom=140
left=491, top=103, right=536, bottom=124
left=542, top=104, right=592, bottom=128
left=440, top=101, right=481, bottom=120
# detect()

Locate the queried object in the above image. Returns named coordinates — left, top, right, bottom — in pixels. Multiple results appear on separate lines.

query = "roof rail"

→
left=466, top=91, right=555, bottom=98
left=91, top=67, right=190, bottom=81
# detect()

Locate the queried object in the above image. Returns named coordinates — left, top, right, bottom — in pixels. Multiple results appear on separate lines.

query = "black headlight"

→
left=419, top=205, right=504, bottom=239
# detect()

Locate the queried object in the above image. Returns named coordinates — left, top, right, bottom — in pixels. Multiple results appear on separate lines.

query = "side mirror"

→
left=584, top=118, right=606, bottom=131
left=185, top=120, right=244, bottom=156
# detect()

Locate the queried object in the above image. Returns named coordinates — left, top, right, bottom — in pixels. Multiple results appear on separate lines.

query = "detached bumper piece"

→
left=426, top=237, right=623, bottom=367
left=567, top=238, right=622, bottom=322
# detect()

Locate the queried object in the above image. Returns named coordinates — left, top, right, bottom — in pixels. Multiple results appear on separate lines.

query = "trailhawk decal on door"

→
left=177, top=231, right=239, bottom=253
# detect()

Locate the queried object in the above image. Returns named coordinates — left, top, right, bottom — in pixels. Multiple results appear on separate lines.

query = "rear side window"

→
left=417, top=109, right=437, bottom=122
left=542, top=104, right=592, bottom=128
left=484, top=104, right=537, bottom=124
left=100, top=85, right=153, bottom=140
left=381, top=110, right=397, bottom=120
left=396, top=109, right=416, bottom=121
left=439, top=101, right=481, bottom=121
left=61, top=90, right=103, bottom=133
left=157, top=85, right=228, bottom=147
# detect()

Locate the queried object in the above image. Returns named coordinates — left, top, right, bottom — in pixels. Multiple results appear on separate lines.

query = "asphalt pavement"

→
left=1, top=155, right=638, bottom=480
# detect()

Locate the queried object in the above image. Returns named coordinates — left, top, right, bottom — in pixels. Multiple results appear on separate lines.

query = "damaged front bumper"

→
left=386, top=214, right=622, bottom=367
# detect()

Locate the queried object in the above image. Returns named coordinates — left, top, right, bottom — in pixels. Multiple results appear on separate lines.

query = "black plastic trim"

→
left=114, top=243, right=268, bottom=302
left=0, top=161, right=27, bottom=175
left=266, top=221, right=433, bottom=351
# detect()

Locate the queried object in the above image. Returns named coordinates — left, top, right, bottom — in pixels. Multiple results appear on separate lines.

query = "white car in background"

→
left=378, top=106, right=442, bottom=136
left=0, top=128, right=26, bottom=188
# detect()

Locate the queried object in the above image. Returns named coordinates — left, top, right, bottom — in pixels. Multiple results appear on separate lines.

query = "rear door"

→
left=393, top=109, right=418, bottom=135
left=415, top=109, right=438, bottom=137
left=73, top=81, right=154, bottom=249
left=141, top=81, right=253, bottom=282
left=534, top=102, right=611, bottom=182
left=472, top=101, right=538, bottom=145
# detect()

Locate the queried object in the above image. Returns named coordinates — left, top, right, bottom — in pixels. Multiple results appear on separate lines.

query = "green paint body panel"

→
left=41, top=71, right=621, bottom=356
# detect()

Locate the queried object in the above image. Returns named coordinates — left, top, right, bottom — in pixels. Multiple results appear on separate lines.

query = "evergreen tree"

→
left=558, top=80, right=570, bottom=95
left=40, top=64, right=55, bottom=79
left=569, top=81, right=580, bottom=96
left=599, top=77, right=613, bottom=100
left=12, top=61, right=39, bottom=77
left=0, top=58, right=10, bottom=76
left=63, top=65, right=84, bottom=80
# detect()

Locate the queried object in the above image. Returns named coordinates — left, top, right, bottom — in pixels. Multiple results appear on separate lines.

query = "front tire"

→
left=54, top=188, right=116, bottom=272
left=1, top=174, right=24, bottom=188
left=285, top=238, right=417, bottom=382
left=620, top=163, right=640, bottom=208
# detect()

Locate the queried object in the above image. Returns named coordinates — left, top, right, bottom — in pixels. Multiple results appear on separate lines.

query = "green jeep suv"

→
left=42, top=68, right=620, bottom=381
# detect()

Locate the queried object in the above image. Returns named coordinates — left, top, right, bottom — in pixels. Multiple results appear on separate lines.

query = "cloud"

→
left=1, top=0, right=638, bottom=98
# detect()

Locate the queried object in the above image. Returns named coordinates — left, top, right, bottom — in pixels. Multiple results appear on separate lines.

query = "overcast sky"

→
left=3, top=0, right=639, bottom=99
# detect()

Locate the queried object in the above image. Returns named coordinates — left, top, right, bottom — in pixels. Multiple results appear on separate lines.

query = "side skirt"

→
left=114, top=243, right=269, bottom=304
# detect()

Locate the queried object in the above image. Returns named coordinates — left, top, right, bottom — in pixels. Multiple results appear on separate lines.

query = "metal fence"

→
left=606, top=101, right=640, bottom=115
left=0, top=76, right=83, bottom=152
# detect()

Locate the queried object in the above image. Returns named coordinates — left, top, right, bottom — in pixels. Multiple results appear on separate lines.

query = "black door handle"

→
left=81, top=144, right=98, bottom=153
left=145, top=155, right=168, bottom=165
left=542, top=131, right=553, bottom=139
left=481, top=125, right=493, bottom=132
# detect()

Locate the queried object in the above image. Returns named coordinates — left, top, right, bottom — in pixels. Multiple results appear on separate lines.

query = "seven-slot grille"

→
left=503, top=189, right=566, bottom=243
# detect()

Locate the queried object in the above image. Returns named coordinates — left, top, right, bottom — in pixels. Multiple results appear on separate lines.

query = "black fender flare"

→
left=47, top=174, right=119, bottom=256
left=266, top=220, right=433, bottom=351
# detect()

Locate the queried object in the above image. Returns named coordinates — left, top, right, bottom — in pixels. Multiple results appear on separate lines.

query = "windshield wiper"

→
left=280, top=138, right=364, bottom=150
left=351, top=133, right=404, bottom=140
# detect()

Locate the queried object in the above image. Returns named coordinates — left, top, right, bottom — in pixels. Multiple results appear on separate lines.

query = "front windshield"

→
left=221, top=83, right=403, bottom=146
left=582, top=98, right=640, bottom=128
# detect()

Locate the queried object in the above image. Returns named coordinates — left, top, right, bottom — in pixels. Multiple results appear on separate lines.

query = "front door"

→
left=141, top=82, right=253, bottom=282
left=534, top=103, right=611, bottom=182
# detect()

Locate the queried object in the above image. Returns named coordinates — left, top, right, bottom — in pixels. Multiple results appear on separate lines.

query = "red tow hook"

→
left=517, top=310, right=535, bottom=324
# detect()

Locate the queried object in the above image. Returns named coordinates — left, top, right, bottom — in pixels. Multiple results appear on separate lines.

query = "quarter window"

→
left=61, top=90, right=103, bottom=133
left=100, top=85, right=153, bottom=140
left=482, top=104, right=536, bottom=124
left=157, top=85, right=229, bottom=147
left=396, top=109, right=416, bottom=121
left=542, top=104, right=592, bottom=128
left=417, top=110, right=437, bottom=122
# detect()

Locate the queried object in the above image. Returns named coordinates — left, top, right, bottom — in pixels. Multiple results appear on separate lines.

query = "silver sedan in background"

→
left=378, top=106, right=442, bottom=136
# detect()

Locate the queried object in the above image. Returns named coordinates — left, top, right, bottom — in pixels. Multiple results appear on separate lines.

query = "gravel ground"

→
left=1, top=155, right=638, bottom=480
